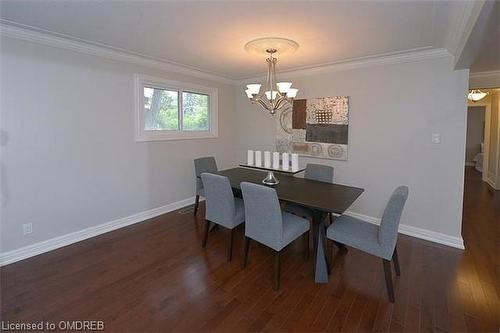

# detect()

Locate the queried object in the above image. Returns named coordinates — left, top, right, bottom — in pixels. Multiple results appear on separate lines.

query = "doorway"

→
left=465, top=106, right=485, bottom=174
left=462, top=87, right=499, bottom=263
left=465, top=88, right=499, bottom=189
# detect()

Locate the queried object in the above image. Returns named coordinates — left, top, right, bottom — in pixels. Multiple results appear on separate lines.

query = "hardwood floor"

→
left=1, top=167, right=498, bottom=332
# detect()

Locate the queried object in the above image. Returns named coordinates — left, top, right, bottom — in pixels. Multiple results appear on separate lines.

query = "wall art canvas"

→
left=276, top=96, right=349, bottom=160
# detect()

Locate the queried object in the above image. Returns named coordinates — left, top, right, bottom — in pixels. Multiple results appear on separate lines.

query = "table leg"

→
left=312, top=210, right=329, bottom=283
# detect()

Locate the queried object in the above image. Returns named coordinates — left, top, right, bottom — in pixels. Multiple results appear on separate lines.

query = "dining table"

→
left=216, top=167, right=364, bottom=283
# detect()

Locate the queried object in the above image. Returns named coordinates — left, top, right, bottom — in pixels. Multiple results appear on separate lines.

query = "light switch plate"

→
left=22, top=223, right=32, bottom=235
left=432, top=133, right=440, bottom=144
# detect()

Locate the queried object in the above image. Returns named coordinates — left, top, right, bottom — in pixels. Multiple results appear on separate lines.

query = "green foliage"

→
left=144, top=89, right=178, bottom=130
left=182, top=92, right=209, bottom=131
left=144, top=88, right=209, bottom=131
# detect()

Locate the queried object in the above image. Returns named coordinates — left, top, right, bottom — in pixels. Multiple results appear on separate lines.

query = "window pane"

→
left=182, top=92, right=209, bottom=131
left=144, top=86, right=179, bottom=130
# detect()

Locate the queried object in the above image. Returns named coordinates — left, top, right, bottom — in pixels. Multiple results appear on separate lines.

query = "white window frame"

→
left=135, top=74, right=218, bottom=142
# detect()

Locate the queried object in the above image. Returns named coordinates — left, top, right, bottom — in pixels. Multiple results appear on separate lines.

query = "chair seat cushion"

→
left=326, top=215, right=390, bottom=259
left=284, top=203, right=313, bottom=220
left=233, top=198, right=245, bottom=226
left=276, top=212, right=310, bottom=251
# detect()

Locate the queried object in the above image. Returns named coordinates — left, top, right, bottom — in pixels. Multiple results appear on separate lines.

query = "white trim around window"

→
left=134, top=74, right=218, bottom=142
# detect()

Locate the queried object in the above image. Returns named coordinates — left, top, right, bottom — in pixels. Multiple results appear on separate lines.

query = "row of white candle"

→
left=247, top=150, right=299, bottom=171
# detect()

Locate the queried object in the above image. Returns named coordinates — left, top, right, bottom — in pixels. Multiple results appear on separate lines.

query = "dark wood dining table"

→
left=216, top=167, right=364, bottom=283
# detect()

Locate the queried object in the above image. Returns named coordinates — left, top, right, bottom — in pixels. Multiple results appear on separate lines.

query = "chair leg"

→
left=242, top=237, right=250, bottom=268
left=392, top=247, right=401, bottom=276
left=274, top=250, right=281, bottom=290
left=193, top=195, right=200, bottom=216
left=383, top=259, right=395, bottom=302
left=334, top=241, right=348, bottom=255
left=202, top=219, right=210, bottom=248
left=327, top=239, right=333, bottom=275
left=303, top=231, right=310, bottom=261
left=227, top=228, right=234, bottom=262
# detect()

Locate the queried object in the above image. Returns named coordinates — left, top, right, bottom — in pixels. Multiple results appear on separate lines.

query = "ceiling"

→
left=0, top=1, right=470, bottom=79
left=470, top=1, right=500, bottom=73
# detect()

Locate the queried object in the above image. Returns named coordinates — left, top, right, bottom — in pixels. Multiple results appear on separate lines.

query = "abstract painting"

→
left=276, top=96, right=349, bottom=160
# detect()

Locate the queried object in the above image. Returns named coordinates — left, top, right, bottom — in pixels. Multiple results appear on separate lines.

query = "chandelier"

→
left=244, top=38, right=299, bottom=115
left=468, top=89, right=489, bottom=102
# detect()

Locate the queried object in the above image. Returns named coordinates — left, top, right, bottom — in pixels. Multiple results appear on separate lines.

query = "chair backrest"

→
left=304, top=163, right=334, bottom=183
left=194, top=157, right=218, bottom=194
left=240, top=182, right=283, bottom=247
left=378, top=186, right=409, bottom=254
left=201, top=173, right=236, bottom=228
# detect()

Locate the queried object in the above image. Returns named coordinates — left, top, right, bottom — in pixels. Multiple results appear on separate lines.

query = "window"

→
left=135, top=75, right=218, bottom=141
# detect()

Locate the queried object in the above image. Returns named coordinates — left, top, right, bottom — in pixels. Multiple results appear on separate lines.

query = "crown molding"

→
left=445, top=1, right=484, bottom=58
left=453, top=1, right=495, bottom=70
left=469, top=70, right=500, bottom=89
left=469, top=70, right=500, bottom=79
left=1, top=21, right=453, bottom=87
left=0, top=22, right=238, bottom=85
left=238, top=47, right=452, bottom=84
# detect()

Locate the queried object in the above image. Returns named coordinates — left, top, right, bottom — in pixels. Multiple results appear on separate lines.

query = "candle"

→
left=282, top=153, right=289, bottom=171
left=272, top=152, right=280, bottom=169
left=291, top=153, right=299, bottom=171
left=247, top=150, right=254, bottom=166
left=264, top=151, right=271, bottom=168
left=255, top=150, right=262, bottom=167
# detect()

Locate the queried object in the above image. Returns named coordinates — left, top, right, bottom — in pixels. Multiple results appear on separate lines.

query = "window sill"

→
left=135, top=131, right=219, bottom=142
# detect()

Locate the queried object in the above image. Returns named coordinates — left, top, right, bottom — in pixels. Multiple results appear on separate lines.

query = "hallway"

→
left=459, top=167, right=499, bottom=331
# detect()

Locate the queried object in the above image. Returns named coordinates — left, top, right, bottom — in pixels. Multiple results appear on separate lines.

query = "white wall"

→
left=487, top=92, right=500, bottom=188
left=235, top=56, right=469, bottom=241
left=0, top=37, right=236, bottom=253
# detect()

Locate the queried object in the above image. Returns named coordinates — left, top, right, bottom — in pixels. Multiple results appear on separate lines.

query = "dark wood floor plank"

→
left=260, top=275, right=311, bottom=332
left=221, top=256, right=303, bottom=332
left=278, top=276, right=320, bottom=331
left=341, top=294, right=368, bottom=332
left=213, top=253, right=303, bottom=332
left=372, top=301, right=394, bottom=333
left=402, top=305, right=421, bottom=333
left=357, top=297, right=381, bottom=333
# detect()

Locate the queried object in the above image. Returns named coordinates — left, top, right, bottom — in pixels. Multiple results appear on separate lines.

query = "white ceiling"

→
left=470, top=1, right=500, bottom=73
left=0, top=1, right=469, bottom=79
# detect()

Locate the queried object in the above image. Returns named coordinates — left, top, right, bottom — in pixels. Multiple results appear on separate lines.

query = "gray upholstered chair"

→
left=285, top=163, right=334, bottom=222
left=200, top=173, right=245, bottom=261
left=240, top=182, right=310, bottom=290
left=194, top=156, right=218, bottom=216
left=326, top=186, right=409, bottom=302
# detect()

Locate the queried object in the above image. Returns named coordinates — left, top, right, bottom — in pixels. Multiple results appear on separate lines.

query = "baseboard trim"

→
left=485, top=177, right=500, bottom=190
left=0, top=199, right=466, bottom=266
left=0, top=197, right=197, bottom=266
left=344, top=211, right=465, bottom=250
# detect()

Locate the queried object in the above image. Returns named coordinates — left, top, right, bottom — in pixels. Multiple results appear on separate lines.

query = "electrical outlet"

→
left=22, top=223, right=32, bottom=235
